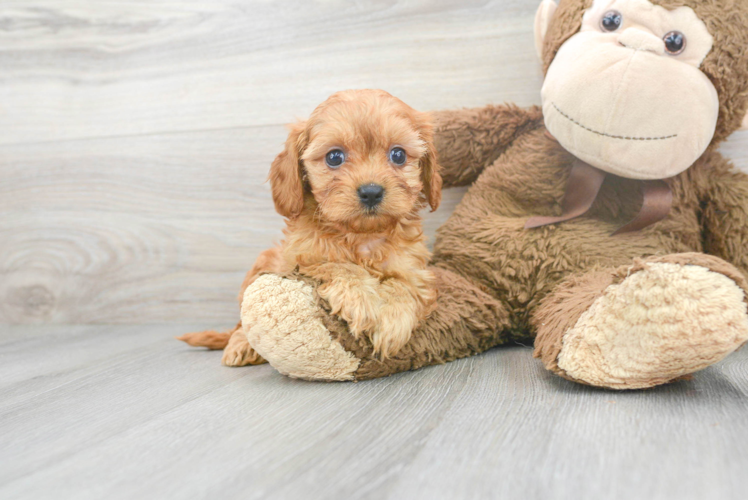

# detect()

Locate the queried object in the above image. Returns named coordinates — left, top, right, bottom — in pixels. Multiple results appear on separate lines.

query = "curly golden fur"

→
left=178, top=89, right=442, bottom=362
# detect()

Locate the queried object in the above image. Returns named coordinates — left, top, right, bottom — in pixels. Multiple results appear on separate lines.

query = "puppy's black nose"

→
left=357, top=183, right=385, bottom=208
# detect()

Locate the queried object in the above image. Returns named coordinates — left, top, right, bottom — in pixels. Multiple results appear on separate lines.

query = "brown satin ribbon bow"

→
left=524, top=159, right=673, bottom=235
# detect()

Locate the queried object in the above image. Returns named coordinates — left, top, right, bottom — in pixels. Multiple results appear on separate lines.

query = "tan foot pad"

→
left=241, top=274, right=360, bottom=381
left=558, top=263, right=748, bottom=389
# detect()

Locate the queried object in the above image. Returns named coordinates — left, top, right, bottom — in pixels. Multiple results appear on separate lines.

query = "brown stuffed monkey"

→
left=219, top=0, right=748, bottom=389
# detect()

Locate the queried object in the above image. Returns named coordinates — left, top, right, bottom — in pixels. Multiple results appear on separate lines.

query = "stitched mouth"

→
left=552, top=103, right=677, bottom=141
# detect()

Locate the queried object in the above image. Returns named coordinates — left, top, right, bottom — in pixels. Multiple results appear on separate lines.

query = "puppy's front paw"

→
left=318, top=280, right=382, bottom=336
left=370, top=301, right=419, bottom=358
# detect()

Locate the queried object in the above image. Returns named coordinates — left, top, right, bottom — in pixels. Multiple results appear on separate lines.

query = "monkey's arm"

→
left=432, top=104, right=544, bottom=188
left=699, top=155, right=748, bottom=278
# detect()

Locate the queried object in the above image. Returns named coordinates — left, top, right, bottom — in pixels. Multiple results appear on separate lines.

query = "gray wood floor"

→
left=2, top=324, right=748, bottom=500
left=3, top=1, right=748, bottom=499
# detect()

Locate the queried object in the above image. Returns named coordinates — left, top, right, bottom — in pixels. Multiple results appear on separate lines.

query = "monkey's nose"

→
left=357, top=183, right=385, bottom=208
left=618, top=28, right=665, bottom=55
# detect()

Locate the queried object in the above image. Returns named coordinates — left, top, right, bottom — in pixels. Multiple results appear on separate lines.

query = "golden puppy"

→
left=178, top=89, right=442, bottom=365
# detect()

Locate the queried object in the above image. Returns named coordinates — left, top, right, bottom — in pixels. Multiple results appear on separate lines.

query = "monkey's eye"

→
left=389, top=147, right=407, bottom=166
left=663, top=31, right=686, bottom=55
left=325, top=149, right=345, bottom=169
left=600, top=10, right=622, bottom=32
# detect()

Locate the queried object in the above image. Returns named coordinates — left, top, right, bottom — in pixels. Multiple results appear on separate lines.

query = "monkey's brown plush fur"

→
left=233, top=0, right=748, bottom=388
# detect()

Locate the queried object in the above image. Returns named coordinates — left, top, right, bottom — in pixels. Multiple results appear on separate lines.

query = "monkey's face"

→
left=541, top=0, right=719, bottom=180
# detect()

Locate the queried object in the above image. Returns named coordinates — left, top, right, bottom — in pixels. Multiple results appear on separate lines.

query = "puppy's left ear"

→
left=416, top=112, right=442, bottom=212
left=269, top=121, right=308, bottom=219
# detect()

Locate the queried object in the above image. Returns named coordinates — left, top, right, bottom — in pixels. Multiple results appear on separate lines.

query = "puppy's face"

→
left=269, top=90, right=441, bottom=233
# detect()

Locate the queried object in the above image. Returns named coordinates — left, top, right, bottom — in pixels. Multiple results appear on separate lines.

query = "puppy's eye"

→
left=389, top=147, right=407, bottom=166
left=325, top=149, right=345, bottom=169
left=600, top=10, right=622, bottom=32
left=663, top=31, right=686, bottom=55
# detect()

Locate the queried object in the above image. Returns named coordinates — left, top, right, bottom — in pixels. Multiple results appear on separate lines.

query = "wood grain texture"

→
left=0, top=0, right=544, bottom=145
left=0, top=0, right=746, bottom=324
left=1, top=325, right=748, bottom=500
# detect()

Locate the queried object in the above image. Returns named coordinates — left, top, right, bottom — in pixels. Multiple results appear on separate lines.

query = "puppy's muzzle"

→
left=358, top=183, right=385, bottom=209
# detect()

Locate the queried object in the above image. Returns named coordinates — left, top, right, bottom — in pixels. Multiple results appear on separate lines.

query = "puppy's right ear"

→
left=269, top=121, right=308, bottom=219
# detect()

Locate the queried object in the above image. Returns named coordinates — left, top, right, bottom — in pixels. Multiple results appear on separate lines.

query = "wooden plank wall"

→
left=1, top=0, right=746, bottom=325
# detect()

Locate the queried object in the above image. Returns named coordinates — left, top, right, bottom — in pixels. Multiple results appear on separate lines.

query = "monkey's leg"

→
left=240, top=268, right=513, bottom=381
left=532, top=253, right=748, bottom=389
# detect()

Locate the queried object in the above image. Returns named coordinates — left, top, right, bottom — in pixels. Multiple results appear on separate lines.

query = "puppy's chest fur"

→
left=351, top=237, right=392, bottom=270
left=298, top=232, right=424, bottom=275
left=281, top=215, right=431, bottom=278
left=356, top=237, right=386, bottom=260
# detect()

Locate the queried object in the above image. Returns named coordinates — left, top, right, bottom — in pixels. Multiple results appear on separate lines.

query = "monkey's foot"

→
left=240, top=274, right=360, bottom=381
left=534, top=254, right=748, bottom=389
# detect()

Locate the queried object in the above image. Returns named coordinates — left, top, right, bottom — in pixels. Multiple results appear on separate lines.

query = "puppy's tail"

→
left=176, top=324, right=239, bottom=350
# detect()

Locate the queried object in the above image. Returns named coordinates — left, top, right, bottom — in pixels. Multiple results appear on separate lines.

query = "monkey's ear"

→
left=416, top=113, right=442, bottom=212
left=534, top=0, right=558, bottom=60
left=269, top=121, right=307, bottom=219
